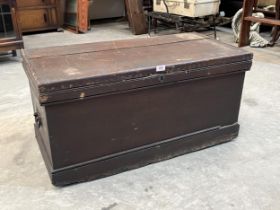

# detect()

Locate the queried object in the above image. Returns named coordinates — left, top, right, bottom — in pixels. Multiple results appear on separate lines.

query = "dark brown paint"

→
left=22, top=33, right=253, bottom=186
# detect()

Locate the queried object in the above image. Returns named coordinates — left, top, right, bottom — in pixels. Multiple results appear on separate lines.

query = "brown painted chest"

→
left=22, top=33, right=253, bottom=186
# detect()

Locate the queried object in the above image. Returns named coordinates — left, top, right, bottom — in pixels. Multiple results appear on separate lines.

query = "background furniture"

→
left=220, top=0, right=243, bottom=17
left=220, top=0, right=277, bottom=17
left=89, top=0, right=125, bottom=20
left=64, top=0, right=88, bottom=33
left=17, top=0, right=60, bottom=33
left=239, top=0, right=280, bottom=47
left=153, top=0, right=220, bottom=18
left=147, top=11, right=219, bottom=38
left=143, top=0, right=153, bottom=11
left=125, top=0, right=147, bottom=35
left=0, top=0, right=23, bottom=56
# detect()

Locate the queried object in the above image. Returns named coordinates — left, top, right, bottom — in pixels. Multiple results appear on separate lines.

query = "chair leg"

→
left=12, top=50, right=17, bottom=57
left=239, top=0, right=255, bottom=47
left=270, top=27, right=280, bottom=46
left=253, top=0, right=258, bottom=8
left=153, top=18, right=158, bottom=34
left=270, top=0, right=280, bottom=45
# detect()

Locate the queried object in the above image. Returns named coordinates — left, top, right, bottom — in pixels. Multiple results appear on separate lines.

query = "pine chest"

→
left=22, top=33, right=253, bottom=186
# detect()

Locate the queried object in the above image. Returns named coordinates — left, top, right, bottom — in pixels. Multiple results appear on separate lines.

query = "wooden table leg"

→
left=153, top=18, right=158, bottom=34
left=270, top=0, right=280, bottom=45
left=239, top=0, right=255, bottom=47
left=12, top=50, right=17, bottom=57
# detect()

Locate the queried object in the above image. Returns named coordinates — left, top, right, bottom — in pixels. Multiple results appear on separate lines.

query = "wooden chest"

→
left=22, top=33, right=253, bottom=186
left=153, top=0, right=221, bottom=17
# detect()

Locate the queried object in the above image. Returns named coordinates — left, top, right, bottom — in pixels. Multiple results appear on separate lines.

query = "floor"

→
left=0, top=21, right=280, bottom=210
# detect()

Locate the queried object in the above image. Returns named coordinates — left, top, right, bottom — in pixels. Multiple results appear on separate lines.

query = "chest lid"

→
left=22, top=33, right=253, bottom=105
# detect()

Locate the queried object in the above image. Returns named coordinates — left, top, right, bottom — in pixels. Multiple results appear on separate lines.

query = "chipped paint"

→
left=64, top=67, right=82, bottom=76
left=40, top=95, right=49, bottom=103
left=80, top=92, right=86, bottom=99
